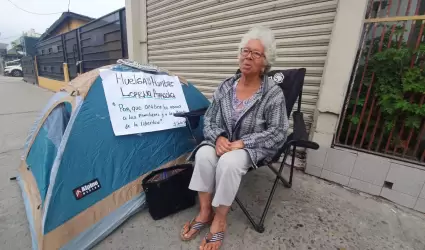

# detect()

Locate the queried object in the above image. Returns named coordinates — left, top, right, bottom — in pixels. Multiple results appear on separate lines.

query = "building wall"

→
left=126, top=0, right=339, bottom=133
left=307, top=146, right=425, bottom=213
left=36, top=19, right=89, bottom=92
left=43, top=18, right=90, bottom=40
left=308, top=0, right=368, bottom=148
left=55, top=19, right=89, bottom=35
left=124, top=0, right=425, bottom=212
left=306, top=0, right=425, bottom=213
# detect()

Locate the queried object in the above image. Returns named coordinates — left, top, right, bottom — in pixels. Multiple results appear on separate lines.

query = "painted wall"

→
left=55, top=19, right=89, bottom=35
left=308, top=0, right=368, bottom=148
left=38, top=77, right=67, bottom=92
left=125, top=0, right=148, bottom=64
left=42, top=18, right=90, bottom=41
left=36, top=19, right=89, bottom=92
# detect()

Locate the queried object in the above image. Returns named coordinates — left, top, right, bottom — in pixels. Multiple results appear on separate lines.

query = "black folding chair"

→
left=175, top=68, right=319, bottom=233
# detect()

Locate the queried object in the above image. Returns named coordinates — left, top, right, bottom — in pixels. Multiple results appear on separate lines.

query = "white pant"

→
left=189, top=145, right=252, bottom=207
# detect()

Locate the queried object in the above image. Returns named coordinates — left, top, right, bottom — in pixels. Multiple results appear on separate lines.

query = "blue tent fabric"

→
left=19, top=64, right=210, bottom=250
left=22, top=92, right=71, bottom=160
left=26, top=104, right=71, bottom=203
left=42, top=69, right=210, bottom=234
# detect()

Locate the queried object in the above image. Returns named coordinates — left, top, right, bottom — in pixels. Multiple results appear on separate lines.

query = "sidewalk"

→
left=1, top=75, right=424, bottom=250
left=0, top=76, right=52, bottom=250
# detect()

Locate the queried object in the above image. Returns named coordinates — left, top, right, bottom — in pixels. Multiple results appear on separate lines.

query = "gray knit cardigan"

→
left=190, top=73, right=289, bottom=168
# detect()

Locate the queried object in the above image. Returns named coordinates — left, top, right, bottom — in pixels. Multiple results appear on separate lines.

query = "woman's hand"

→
left=231, top=140, right=245, bottom=150
left=216, top=136, right=232, bottom=156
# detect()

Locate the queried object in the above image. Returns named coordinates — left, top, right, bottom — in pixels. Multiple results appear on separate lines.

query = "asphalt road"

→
left=1, top=75, right=425, bottom=250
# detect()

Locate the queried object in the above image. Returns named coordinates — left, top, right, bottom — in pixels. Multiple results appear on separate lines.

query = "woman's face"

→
left=239, top=39, right=266, bottom=77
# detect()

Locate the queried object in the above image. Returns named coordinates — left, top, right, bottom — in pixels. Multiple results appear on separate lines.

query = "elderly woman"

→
left=180, top=26, right=289, bottom=250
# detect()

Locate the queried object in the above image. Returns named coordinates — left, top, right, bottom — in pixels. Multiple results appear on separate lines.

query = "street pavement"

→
left=1, top=75, right=425, bottom=250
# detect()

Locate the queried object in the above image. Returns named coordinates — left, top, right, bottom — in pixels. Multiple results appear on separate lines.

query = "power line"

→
left=0, top=34, right=21, bottom=41
left=6, top=0, right=63, bottom=15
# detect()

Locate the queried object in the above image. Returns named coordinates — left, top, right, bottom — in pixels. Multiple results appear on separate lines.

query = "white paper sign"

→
left=99, top=69, right=189, bottom=136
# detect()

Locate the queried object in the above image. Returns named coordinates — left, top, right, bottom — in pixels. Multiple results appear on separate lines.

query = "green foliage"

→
left=369, top=46, right=425, bottom=130
left=338, top=24, right=424, bottom=157
left=349, top=115, right=360, bottom=125
left=11, top=41, right=23, bottom=52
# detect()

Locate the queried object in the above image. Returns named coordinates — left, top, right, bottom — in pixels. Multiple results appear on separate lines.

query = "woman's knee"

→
left=217, top=150, right=251, bottom=173
left=195, top=145, right=218, bottom=164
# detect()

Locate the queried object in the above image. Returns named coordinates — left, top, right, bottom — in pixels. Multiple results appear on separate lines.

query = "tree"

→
left=11, top=41, right=23, bottom=53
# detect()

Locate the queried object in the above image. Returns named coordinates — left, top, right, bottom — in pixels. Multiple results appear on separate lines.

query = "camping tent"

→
left=17, top=62, right=210, bottom=250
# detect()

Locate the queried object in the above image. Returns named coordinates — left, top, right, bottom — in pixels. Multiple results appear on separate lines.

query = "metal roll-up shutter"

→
left=146, top=0, right=337, bottom=129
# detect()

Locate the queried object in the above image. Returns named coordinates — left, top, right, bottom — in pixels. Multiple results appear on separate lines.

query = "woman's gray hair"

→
left=238, top=26, right=277, bottom=73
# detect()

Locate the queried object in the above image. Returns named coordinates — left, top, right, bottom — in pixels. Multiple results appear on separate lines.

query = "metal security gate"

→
left=36, top=35, right=65, bottom=80
left=146, top=0, right=338, bottom=129
left=79, top=8, right=127, bottom=73
left=35, top=8, right=127, bottom=81
left=63, top=30, right=80, bottom=79
left=22, top=56, right=37, bottom=84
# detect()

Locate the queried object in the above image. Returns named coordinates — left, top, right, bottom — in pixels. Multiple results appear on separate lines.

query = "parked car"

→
left=3, top=59, right=23, bottom=77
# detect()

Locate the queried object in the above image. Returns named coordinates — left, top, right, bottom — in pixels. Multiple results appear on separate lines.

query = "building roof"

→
left=38, top=12, right=94, bottom=41
left=6, top=48, right=23, bottom=55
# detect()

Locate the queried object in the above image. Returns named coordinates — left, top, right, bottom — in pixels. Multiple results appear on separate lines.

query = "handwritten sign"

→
left=99, top=69, right=189, bottom=136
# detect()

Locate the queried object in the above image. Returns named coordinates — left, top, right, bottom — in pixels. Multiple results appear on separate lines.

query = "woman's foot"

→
left=181, top=209, right=214, bottom=241
left=199, top=216, right=226, bottom=250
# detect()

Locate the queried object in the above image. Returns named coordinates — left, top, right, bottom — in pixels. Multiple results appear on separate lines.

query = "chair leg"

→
left=289, top=145, right=297, bottom=185
left=267, top=146, right=295, bottom=188
left=235, top=197, right=265, bottom=233
left=268, top=163, right=291, bottom=188
left=235, top=149, right=290, bottom=233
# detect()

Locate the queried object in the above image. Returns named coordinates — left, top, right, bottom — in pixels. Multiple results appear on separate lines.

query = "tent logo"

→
left=73, top=179, right=101, bottom=200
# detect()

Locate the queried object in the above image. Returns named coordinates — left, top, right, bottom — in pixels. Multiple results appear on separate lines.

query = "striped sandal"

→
left=202, top=231, right=225, bottom=249
left=180, top=218, right=212, bottom=241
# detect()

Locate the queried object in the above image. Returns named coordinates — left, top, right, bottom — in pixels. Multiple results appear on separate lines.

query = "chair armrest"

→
left=270, top=111, right=319, bottom=162
left=173, top=107, right=208, bottom=118
left=289, top=111, right=319, bottom=150
left=174, top=107, right=208, bottom=130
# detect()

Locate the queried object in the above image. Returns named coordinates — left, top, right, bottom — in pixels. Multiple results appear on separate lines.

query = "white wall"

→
left=308, top=0, right=368, bottom=148
left=125, top=0, right=148, bottom=64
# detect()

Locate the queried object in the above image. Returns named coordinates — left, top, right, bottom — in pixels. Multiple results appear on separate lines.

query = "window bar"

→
left=404, top=95, right=425, bottom=157
left=396, top=0, right=413, bottom=48
left=359, top=1, right=396, bottom=148
left=391, top=93, right=415, bottom=154
left=368, top=108, right=382, bottom=150
left=336, top=0, right=376, bottom=144
left=412, top=21, right=424, bottom=68
left=419, top=116, right=425, bottom=162
left=367, top=2, right=405, bottom=151
left=390, top=19, right=424, bottom=155
left=352, top=24, right=387, bottom=146
left=344, top=22, right=379, bottom=145
left=384, top=125, right=396, bottom=153
left=401, top=21, right=425, bottom=157
left=388, top=0, right=403, bottom=48
left=368, top=0, right=377, bottom=18
left=360, top=96, right=377, bottom=147
left=381, top=1, right=415, bottom=152
left=413, top=117, right=425, bottom=156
